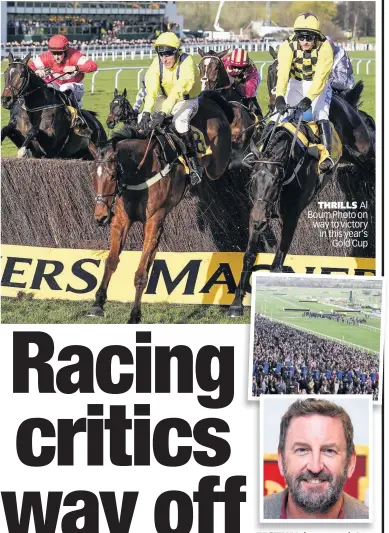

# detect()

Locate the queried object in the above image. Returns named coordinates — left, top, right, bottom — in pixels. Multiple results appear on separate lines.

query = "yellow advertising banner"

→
left=1, top=245, right=376, bottom=306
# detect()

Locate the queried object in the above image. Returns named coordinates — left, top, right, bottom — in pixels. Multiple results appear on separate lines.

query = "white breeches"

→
left=285, top=78, right=332, bottom=121
left=171, top=98, right=199, bottom=134
left=56, top=82, right=85, bottom=106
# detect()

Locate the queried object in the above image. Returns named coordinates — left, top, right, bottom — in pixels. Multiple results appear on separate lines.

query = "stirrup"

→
left=190, top=170, right=202, bottom=186
left=319, top=157, right=334, bottom=172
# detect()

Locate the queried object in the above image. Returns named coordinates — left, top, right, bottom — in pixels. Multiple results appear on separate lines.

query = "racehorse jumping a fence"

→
left=1, top=52, right=107, bottom=159
left=89, top=91, right=233, bottom=323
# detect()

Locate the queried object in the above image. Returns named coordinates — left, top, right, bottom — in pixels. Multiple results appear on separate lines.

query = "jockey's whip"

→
left=266, top=111, right=282, bottom=147
left=237, top=109, right=279, bottom=139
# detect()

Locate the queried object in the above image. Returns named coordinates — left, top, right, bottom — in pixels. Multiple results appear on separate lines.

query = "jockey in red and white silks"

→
left=29, top=34, right=98, bottom=107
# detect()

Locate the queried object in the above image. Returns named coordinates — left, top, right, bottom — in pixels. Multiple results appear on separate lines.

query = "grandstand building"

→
left=2, top=1, right=183, bottom=42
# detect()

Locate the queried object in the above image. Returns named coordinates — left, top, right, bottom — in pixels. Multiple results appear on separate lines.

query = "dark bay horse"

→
left=89, top=91, right=233, bottom=323
left=198, top=48, right=263, bottom=164
left=106, top=87, right=138, bottom=130
left=1, top=52, right=106, bottom=159
left=229, top=113, right=338, bottom=317
left=266, top=47, right=375, bottom=172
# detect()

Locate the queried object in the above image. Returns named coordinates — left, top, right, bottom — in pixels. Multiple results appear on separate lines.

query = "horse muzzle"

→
left=106, top=116, right=117, bottom=129
left=95, top=212, right=112, bottom=226
left=2, top=95, right=14, bottom=109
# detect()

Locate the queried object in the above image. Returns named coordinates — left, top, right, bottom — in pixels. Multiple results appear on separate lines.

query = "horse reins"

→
left=137, top=129, right=155, bottom=170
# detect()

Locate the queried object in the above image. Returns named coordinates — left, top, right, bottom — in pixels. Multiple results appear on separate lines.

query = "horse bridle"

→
left=108, top=97, right=133, bottom=125
left=199, top=55, right=232, bottom=91
left=3, top=61, right=31, bottom=99
left=4, top=61, right=68, bottom=114
left=94, top=158, right=126, bottom=215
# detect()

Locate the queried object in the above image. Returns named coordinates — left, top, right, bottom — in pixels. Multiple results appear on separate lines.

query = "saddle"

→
left=153, top=123, right=211, bottom=174
left=280, top=120, right=343, bottom=171
left=57, top=91, right=91, bottom=137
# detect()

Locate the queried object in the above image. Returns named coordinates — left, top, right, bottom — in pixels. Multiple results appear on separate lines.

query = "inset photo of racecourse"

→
left=249, top=274, right=385, bottom=403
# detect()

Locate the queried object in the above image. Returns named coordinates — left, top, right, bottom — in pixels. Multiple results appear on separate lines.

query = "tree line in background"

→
left=177, top=1, right=376, bottom=39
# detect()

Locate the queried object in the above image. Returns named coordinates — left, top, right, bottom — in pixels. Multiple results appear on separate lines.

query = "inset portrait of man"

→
left=263, top=398, right=369, bottom=519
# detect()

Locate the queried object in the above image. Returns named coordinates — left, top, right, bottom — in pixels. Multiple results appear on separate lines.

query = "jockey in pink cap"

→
left=222, top=48, right=262, bottom=116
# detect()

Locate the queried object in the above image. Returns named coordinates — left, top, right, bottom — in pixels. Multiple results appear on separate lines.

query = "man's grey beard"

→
left=282, top=457, right=348, bottom=515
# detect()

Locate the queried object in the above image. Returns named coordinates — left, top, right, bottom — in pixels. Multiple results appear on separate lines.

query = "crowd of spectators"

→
left=252, top=315, right=380, bottom=400
left=2, top=36, right=266, bottom=49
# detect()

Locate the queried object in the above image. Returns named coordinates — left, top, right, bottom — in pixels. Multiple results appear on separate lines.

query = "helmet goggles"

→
left=156, top=45, right=177, bottom=56
left=296, top=32, right=316, bottom=42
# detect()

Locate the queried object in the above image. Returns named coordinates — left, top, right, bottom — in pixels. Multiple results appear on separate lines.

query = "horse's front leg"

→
left=229, top=213, right=266, bottom=318
left=1, top=123, right=25, bottom=147
left=88, top=200, right=131, bottom=317
left=128, top=209, right=166, bottom=324
left=17, top=125, right=39, bottom=158
left=270, top=208, right=300, bottom=273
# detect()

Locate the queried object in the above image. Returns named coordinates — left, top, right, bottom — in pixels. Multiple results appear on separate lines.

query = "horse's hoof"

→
left=127, top=313, right=141, bottom=324
left=229, top=304, right=244, bottom=318
left=17, top=147, right=26, bottom=158
left=86, top=306, right=104, bottom=318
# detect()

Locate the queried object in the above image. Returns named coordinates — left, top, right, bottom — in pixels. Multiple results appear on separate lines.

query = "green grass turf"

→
left=1, top=50, right=376, bottom=157
left=1, top=296, right=250, bottom=324
left=255, top=286, right=381, bottom=352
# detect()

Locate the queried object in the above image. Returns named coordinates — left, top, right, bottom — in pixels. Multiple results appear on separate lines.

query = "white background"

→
left=0, top=325, right=383, bottom=532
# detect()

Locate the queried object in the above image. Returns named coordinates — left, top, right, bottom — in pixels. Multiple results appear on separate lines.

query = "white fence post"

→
left=137, top=68, right=145, bottom=89
left=114, top=69, right=123, bottom=89
left=91, top=70, right=99, bottom=94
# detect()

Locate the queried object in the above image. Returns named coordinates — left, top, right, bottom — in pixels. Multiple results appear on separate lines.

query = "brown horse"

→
left=89, top=91, right=233, bottom=323
left=198, top=49, right=263, bottom=167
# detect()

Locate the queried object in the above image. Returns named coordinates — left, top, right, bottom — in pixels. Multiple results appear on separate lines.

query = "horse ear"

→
left=23, top=52, right=32, bottom=64
left=198, top=48, right=204, bottom=57
left=269, top=46, right=277, bottom=60
left=8, top=52, right=14, bottom=63
left=250, top=138, right=261, bottom=158
left=217, top=49, right=230, bottom=59
left=123, top=88, right=127, bottom=97
left=114, top=88, right=118, bottom=96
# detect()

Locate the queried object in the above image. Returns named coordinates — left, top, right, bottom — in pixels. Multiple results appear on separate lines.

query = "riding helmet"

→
left=154, top=32, right=181, bottom=54
left=230, top=48, right=249, bottom=68
left=293, top=13, right=322, bottom=36
left=49, top=34, right=69, bottom=52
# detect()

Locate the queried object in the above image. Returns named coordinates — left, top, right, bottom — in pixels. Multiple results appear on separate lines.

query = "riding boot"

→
left=63, top=89, right=90, bottom=134
left=318, top=120, right=335, bottom=172
left=182, top=129, right=203, bottom=186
